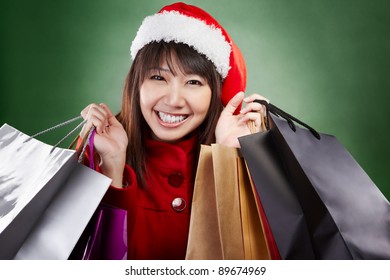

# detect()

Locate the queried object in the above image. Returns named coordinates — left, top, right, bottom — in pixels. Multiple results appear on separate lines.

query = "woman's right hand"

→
left=80, top=103, right=128, bottom=188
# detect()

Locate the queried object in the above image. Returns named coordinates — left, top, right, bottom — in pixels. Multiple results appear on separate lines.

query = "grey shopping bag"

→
left=239, top=101, right=390, bottom=259
left=0, top=123, right=111, bottom=259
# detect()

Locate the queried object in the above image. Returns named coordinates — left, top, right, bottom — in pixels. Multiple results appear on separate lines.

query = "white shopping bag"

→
left=0, top=123, right=111, bottom=259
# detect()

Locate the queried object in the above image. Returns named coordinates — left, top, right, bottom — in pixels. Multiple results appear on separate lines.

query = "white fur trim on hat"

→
left=130, top=11, right=232, bottom=78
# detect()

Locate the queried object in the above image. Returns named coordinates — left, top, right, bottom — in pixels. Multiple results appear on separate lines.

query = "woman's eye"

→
left=187, top=80, right=202, bottom=86
left=150, top=75, right=164, bottom=81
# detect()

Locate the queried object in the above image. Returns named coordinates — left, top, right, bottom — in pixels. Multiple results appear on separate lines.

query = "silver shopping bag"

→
left=0, top=123, right=111, bottom=259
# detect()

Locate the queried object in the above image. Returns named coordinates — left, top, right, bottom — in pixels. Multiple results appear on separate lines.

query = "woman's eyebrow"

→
left=147, top=67, right=170, bottom=72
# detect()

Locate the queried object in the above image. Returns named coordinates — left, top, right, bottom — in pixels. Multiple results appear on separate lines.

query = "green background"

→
left=1, top=0, right=389, bottom=199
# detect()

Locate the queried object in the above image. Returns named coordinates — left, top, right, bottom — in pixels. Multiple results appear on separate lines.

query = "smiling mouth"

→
left=157, top=111, right=189, bottom=124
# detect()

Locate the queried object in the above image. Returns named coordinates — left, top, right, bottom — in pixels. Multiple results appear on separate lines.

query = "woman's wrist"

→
left=110, top=177, right=126, bottom=189
left=99, top=159, right=126, bottom=188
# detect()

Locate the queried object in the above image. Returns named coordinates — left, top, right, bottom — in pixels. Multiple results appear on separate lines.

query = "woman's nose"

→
left=164, top=83, right=186, bottom=107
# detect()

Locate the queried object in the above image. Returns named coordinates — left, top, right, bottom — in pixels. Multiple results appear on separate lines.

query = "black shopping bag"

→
left=239, top=126, right=315, bottom=259
left=0, top=123, right=111, bottom=259
left=239, top=101, right=390, bottom=259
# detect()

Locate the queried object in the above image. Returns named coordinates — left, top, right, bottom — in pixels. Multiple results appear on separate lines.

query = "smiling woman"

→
left=137, top=42, right=215, bottom=144
left=77, top=2, right=268, bottom=260
left=2, top=0, right=388, bottom=262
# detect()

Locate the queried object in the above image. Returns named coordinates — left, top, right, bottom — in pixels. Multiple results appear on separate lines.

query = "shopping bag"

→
left=186, top=144, right=273, bottom=260
left=0, top=123, right=111, bottom=259
left=237, top=156, right=280, bottom=260
left=185, top=145, right=223, bottom=259
left=69, top=204, right=128, bottom=260
left=68, top=131, right=128, bottom=260
left=211, top=144, right=245, bottom=259
left=239, top=129, right=316, bottom=259
left=239, top=101, right=390, bottom=259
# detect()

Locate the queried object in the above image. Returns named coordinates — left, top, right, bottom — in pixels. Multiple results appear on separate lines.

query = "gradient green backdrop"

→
left=1, top=0, right=389, bottom=199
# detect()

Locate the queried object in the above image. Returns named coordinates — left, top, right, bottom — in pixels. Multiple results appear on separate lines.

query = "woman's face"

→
left=139, top=56, right=212, bottom=143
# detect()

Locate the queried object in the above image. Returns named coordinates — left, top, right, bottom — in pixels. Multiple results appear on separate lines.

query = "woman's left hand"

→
left=215, top=92, right=268, bottom=147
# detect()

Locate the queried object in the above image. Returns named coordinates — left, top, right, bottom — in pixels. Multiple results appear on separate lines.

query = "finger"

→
left=221, top=91, right=244, bottom=116
left=240, top=101, right=265, bottom=114
left=88, top=115, right=106, bottom=135
left=242, top=93, right=269, bottom=117
left=79, top=121, right=94, bottom=139
left=84, top=104, right=109, bottom=134
left=243, top=93, right=269, bottom=104
left=81, top=103, right=106, bottom=120
left=99, top=103, right=121, bottom=127
left=238, top=112, right=261, bottom=125
left=80, top=104, right=98, bottom=137
left=80, top=104, right=93, bottom=119
left=239, top=113, right=264, bottom=133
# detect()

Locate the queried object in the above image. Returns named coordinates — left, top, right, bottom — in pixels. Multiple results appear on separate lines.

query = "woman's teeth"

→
left=158, top=112, right=187, bottom=123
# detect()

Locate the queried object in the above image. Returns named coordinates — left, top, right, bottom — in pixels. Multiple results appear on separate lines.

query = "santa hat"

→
left=130, top=2, right=246, bottom=112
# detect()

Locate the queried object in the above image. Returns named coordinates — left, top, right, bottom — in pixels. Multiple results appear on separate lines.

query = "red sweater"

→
left=101, top=136, right=198, bottom=260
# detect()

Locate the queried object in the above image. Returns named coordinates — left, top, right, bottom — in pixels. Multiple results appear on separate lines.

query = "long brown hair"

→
left=117, top=41, right=223, bottom=187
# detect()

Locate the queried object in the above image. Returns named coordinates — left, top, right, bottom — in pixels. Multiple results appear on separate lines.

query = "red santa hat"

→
left=130, top=2, right=246, bottom=112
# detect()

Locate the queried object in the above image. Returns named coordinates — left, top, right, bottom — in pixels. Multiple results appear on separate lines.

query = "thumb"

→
left=222, top=91, right=244, bottom=116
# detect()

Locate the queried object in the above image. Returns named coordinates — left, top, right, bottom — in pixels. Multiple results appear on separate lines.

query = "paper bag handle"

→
left=254, top=99, right=321, bottom=140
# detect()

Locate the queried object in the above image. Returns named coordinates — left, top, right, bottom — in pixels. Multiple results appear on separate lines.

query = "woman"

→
left=80, top=2, right=267, bottom=259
